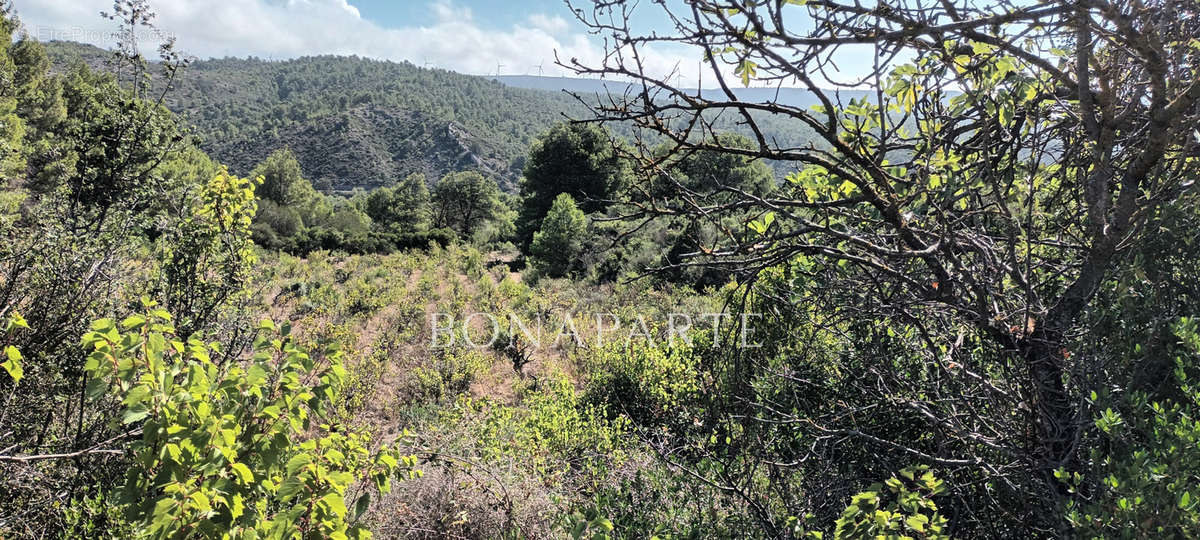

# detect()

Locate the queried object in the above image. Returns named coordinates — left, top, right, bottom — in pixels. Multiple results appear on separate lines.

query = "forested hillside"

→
left=494, top=74, right=876, bottom=110
left=46, top=42, right=827, bottom=194
left=46, top=41, right=587, bottom=192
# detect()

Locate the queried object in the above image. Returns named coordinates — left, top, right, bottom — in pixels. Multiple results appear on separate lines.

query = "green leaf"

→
left=231, top=493, right=245, bottom=519
left=149, top=308, right=172, bottom=321
left=8, top=312, right=28, bottom=329
left=286, top=454, right=312, bottom=476
left=277, top=476, right=304, bottom=499
left=2, top=345, right=23, bottom=384
left=906, top=514, right=929, bottom=531
left=122, top=385, right=151, bottom=407
left=85, top=377, right=110, bottom=400
left=122, top=404, right=151, bottom=425
left=231, top=462, right=254, bottom=485
left=998, top=105, right=1013, bottom=126
left=321, top=492, right=348, bottom=518
left=121, top=315, right=147, bottom=329
left=354, top=492, right=371, bottom=520
left=735, top=59, right=757, bottom=87
left=190, top=492, right=212, bottom=513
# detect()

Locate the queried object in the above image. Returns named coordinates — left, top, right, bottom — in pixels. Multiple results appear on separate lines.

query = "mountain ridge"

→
left=45, top=42, right=833, bottom=193
left=46, top=41, right=586, bottom=192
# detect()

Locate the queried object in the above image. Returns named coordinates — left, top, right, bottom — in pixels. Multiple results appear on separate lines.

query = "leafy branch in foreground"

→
left=566, top=0, right=1200, bottom=532
left=1, top=312, right=26, bottom=384
left=82, top=303, right=420, bottom=539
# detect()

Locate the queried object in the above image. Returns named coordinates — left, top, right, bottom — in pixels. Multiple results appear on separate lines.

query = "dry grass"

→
left=240, top=245, right=712, bottom=537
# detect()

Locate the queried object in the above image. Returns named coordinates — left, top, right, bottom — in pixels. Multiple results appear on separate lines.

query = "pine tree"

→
left=365, top=172, right=431, bottom=233
left=518, top=123, right=628, bottom=249
left=530, top=193, right=587, bottom=278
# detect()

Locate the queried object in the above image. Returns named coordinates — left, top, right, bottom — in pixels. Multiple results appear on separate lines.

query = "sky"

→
left=15, top=0, right=714, bottom=81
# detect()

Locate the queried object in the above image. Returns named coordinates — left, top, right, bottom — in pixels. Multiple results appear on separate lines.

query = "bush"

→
left=1062, top=318, right=1200, bottom=537
left=583, top=340, right=703, bottom=429
left=411, top=349, right=491, bottom=403
left=824, top=466, right=950, bottom=539
left=82, top=303, right=421, bottom=538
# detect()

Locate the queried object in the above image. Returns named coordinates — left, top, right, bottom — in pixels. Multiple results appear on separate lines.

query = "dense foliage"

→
left=82, top=306, right=419, bottom=538
left=564, top=0, right=1200, bottom=535
left=430, top=170, right=507, bottom=239
left=45, top=41, right=588, bottom=192
left=529, top=193, right=588, bottom=278
left=518, top=123, right=630, bottom=248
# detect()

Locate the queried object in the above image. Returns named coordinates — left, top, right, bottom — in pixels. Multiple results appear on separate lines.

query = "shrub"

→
left=582, top=339, right=703, bottom=429
left=446, top=376, right=629, bottom=481
left=1062, top=318, right=1200, bottom=537
left=82, top=302, right=420, bottom=538
left=157, top=169, right=258, bottom=338
left=824, top=466, right=950, bottom=539
left=411, top=349, right=491, bottom=404
left=568, top=465, right=950, bottom=539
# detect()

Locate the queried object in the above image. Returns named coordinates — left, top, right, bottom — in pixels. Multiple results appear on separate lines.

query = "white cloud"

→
left=527, top=13, right=567, bottom=35
left=13, top=0, right=710, bottom=82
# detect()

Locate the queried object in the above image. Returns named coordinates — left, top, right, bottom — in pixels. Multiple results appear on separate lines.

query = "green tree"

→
left=572, top=0, right=1200, bottom=533
left=249, top=148, right=319, bottom=209
left=0, top=5, right=208, bottom=534
left=0, top=7, right=26, bottom=180
left=530, top=193, right=587, bottom=278
left=322, top=199, right=372, bottom=237
left=365, top=172, right=430, bottom=233
left=518, top=123, right=629, bottom=248
left=431, top=171, right=501, bottom=237
left=674, top=133, right=774, bottom=197
left=13, top=35, right=71, bottom=189
left=55, top=63, right=183, bottom=222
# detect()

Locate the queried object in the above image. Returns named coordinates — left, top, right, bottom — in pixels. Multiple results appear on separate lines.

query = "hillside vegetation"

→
left=46, top=41, right=586, bottom=192
left=46, top=42, right=827, bottom=194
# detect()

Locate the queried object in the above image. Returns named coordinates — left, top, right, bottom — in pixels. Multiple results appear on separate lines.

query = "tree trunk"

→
left=1021, top=329, right=1079, bottom=490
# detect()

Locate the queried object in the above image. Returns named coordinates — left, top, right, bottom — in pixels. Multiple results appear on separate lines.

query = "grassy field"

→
left=242, top=244, right=728, bottom=537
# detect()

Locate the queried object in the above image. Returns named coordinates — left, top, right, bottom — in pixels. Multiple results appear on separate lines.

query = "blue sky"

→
left=352, top=0, right=570, bottom=30
left=16, top=0, right=868, bottom=85
left=19, top=0, right=666, bottom=77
